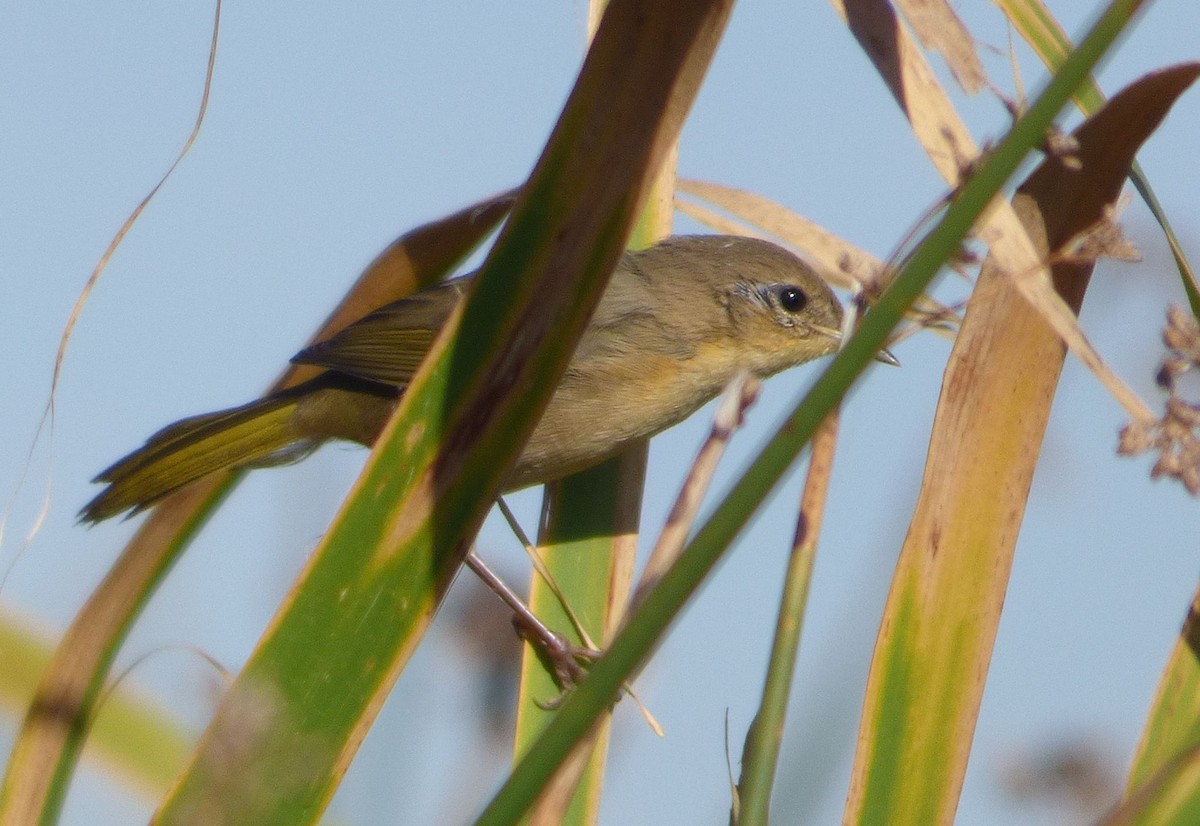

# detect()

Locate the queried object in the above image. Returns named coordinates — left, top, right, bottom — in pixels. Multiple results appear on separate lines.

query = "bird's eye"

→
left=777, top=286, right=808, bottom=313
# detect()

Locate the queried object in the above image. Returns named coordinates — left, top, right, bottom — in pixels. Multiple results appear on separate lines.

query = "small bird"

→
left=81, top=235, right=844, bottom=523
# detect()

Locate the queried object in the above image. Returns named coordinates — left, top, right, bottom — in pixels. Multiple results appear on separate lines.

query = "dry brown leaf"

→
left=834, top=0, right=1157, bottom=426
left=832, top=0, right=980, bottom=178
left=894, top=0, right=986, bottom=93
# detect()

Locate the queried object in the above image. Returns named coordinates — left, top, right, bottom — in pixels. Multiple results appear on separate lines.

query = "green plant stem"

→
left=736, top=412, right=839, bottom=824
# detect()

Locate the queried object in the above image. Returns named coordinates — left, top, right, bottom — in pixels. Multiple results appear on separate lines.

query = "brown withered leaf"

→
left=894, top=0, right=986, bottom=93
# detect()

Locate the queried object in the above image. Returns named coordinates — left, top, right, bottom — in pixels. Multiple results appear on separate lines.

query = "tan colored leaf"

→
left=845, top=63, right=1200, bottom=823
left=894, top=0, right=986, bottom=93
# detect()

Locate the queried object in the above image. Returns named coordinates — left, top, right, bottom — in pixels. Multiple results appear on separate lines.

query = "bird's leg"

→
left=464, top=550, right=598, bottom=689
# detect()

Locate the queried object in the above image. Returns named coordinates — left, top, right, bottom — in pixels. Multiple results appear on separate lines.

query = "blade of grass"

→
left=0, top=607, right=192, bottom=802
left=151, top=1, right=734, bottom=823
left=0, top=194, right=511, bottom=826
left=514, top=455, right=645, bottom=826
left=477, top=7, right=1135, bottom=820
left=1104, top=741, right=1200, bottom=825
left=1123, top=591, right=1200, bottom=818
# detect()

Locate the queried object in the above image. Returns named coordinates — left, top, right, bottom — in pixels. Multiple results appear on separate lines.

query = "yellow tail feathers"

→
left=80, top=394, right=305, bottom=523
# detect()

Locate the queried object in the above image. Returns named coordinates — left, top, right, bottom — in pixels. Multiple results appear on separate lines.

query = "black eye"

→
left=777, top=286, right=807, bottom=313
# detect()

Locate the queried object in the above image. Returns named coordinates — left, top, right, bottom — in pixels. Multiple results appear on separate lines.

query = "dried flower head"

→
left=1057, top=203, right=1140, bottom=266
left=1122, top=306, right=1200, bottom=496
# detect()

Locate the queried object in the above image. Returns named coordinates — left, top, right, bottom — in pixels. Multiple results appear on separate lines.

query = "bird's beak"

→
left=813, top=324, right=900, bottom=367
left=875, top=348, right=900, bottom=367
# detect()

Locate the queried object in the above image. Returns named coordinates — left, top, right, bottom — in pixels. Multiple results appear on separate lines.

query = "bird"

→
left=80, top=234, right=845, bottom=523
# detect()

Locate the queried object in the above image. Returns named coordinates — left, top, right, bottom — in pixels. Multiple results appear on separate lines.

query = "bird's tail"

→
left=80, top=393, right=308, bottom=523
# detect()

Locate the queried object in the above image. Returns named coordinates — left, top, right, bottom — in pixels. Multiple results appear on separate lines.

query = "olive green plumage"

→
left=81, top=235, right=843, bottom=523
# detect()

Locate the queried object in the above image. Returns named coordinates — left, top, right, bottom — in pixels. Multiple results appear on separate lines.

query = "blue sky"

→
left=2, top=2, right=1199, bottom=823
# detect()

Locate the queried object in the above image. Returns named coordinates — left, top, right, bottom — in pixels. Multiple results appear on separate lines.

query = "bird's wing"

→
left=568, top=257, right=698, bottom=368
left=291, top=278, right=466, bottom=387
